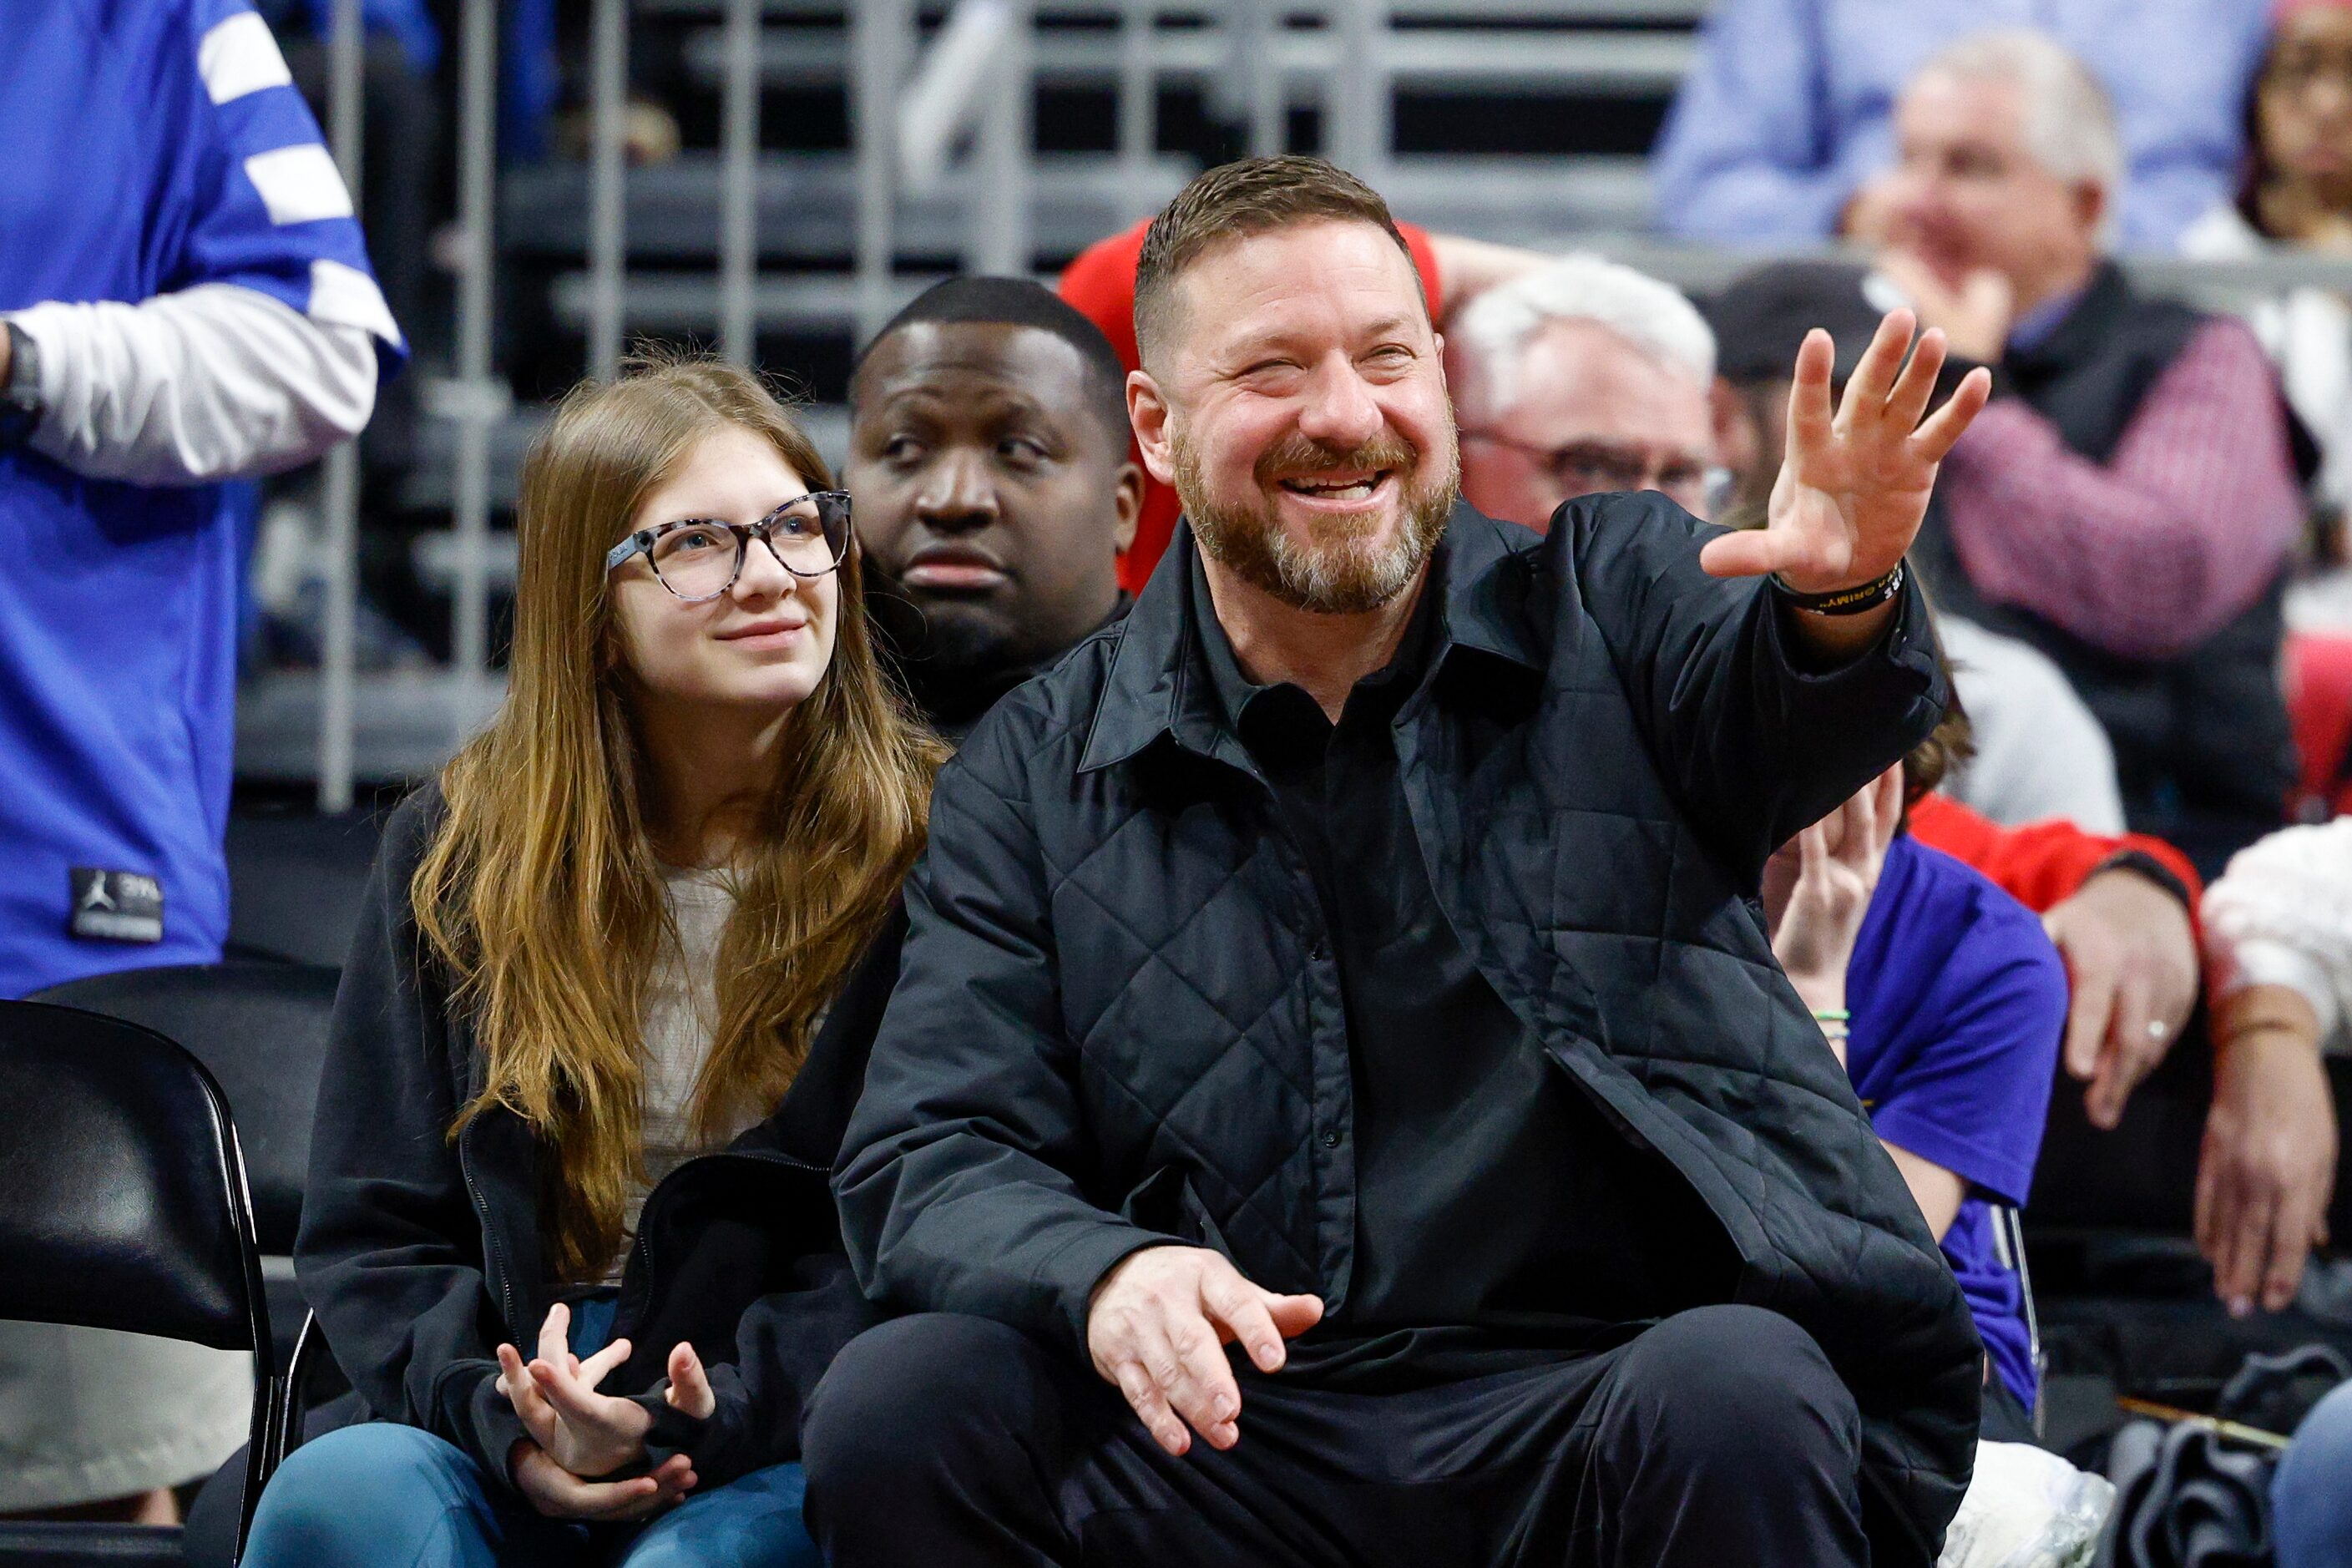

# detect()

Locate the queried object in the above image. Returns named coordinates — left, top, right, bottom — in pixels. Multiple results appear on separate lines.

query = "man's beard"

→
left=1172, top=426, right=1459, bottom=615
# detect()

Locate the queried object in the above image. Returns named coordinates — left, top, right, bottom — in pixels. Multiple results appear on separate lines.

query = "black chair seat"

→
left=0, top=1523, right=183, bottom=1568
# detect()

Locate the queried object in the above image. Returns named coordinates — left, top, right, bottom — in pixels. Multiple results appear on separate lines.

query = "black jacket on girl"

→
left=293, top=782, right=898, bottom=1493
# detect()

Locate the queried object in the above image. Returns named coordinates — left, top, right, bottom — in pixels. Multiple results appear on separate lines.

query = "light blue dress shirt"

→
left=1650, top=0, right=2269, bottom=251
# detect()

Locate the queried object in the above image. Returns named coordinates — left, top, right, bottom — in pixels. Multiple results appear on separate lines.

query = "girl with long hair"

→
left=237, top=353, right=942, bottom=1567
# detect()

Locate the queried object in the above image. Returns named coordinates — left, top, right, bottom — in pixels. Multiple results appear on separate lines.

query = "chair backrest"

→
left=29, top=962, right=339, bottom=1255
left=0, top=999, right=270, bottom=1358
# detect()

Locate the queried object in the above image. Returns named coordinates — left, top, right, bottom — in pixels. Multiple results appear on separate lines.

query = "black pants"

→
left=802, top=1304, right=1869, bottom=1567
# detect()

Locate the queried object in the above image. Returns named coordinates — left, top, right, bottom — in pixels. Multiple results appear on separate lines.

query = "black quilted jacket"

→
left=836, top=498, right=1983, bottom=1563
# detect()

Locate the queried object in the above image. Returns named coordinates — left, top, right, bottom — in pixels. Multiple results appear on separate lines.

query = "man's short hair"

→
left=852, top=275, right=1131, bottom=449
left=1451, top=255, right=1715, bottom=418
left=1133, top=155, right=1424, bottom=371
left=1915, top=30, right=2123, bottom=202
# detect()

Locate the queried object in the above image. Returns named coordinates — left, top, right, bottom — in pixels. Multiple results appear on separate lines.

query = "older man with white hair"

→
left=1869, top=29, right=2304, bottom=876
left=1445, top=255, right=1720, bottom=533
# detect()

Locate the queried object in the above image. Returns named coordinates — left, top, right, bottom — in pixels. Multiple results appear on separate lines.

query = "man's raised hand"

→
left=1086, top=1246, right=1323, bottom=1456
left=1698, top=309, right=1992, bottom=593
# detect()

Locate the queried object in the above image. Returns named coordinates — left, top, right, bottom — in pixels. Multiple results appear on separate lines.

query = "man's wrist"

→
left=1771, top=559, right=1907, bottom=615
left=0, top=321, right=39, bottom=445
left=2086, top=850, right=2191, bottom=912
left=2213, top=983, right=2324, bottom=1064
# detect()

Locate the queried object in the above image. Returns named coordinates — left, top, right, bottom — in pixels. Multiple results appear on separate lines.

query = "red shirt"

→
left=1057, top=217, right=1446, bottom=595
left=1909, top=793, right=2203, bottom=923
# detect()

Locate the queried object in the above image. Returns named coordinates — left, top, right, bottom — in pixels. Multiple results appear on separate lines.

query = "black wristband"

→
left=1770, top=559, right=1906, bottom=616
left=2089, top=848, right=2193, bottom=911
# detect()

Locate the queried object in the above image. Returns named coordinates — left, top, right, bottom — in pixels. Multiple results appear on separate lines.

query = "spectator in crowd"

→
left=1451, top=251, right=2126, bottom=833
left=1707, top=259, right=2127, bottom=834
left=235, top=357, right=942, bottom=1568
left=1060, top=216, right=1545, bottom=591
left=2194, top=810, right=2352, bottom=1565
left=1701, top=256, right=2324, bottom=1316
left=847, top=278, right=1141, bottom=742
left=1869, top=30, right=2306, bottom=872
left=1651, top=0, right=2266, bottom=251
left=1766, top=741, right=2068, bottom=1441
left=1914, top=790, right=2345, bottom=1315
left=2198, top=819, right=2349, bottom=1311
left=1444, top=255, right=1719, bottom=532
left=0, top=0, right=402, bottom=1525
left=2183, top=0, right=2352, bottom=523
left=807, top=156, right=1994, bottom=1568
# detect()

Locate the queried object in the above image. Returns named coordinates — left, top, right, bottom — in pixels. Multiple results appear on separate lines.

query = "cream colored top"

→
left=601, top=865, right=762, bottom=1284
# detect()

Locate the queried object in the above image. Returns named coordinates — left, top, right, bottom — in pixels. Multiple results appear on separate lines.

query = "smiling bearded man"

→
left=808, top=155, right=1995, bottom=1568
left=1176, top=422, right=1454, bottom=613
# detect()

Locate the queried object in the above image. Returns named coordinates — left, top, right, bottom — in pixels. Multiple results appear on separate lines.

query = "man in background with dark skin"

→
left=847, top=277, right=1143, bottom=742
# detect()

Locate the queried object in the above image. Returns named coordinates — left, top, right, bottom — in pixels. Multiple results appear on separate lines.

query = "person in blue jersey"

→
left=0, top=0, right=404, bottom=1522
left=1765, top=717, right=2070, bottom=1439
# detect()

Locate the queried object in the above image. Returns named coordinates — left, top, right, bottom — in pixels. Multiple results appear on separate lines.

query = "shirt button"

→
left=1309, top=939, right=1331, bottom=962
left=1321, top=1130, right=1340, bottom=1148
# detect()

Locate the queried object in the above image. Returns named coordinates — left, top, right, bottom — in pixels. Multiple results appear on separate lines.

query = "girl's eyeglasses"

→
left=604, top=490, right=853, bottom=603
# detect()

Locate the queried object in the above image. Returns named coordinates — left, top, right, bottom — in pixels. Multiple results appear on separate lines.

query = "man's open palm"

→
left=1699, top=309, right=1992, bottom=594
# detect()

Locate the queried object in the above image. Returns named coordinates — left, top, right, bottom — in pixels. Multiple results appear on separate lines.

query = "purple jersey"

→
left=1848, top=834, right=2068, bottom=1410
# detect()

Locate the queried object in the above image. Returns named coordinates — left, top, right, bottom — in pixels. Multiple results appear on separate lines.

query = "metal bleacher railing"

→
left=255, top=0, right=2352, bottom=805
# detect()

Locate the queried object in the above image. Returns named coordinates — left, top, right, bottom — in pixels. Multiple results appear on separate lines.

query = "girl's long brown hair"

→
left=412, top=352, right=944, bottom=1282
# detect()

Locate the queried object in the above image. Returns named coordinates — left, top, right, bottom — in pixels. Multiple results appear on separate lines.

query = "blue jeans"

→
left=241, top=1296, right=817, bottom=1568
left=2274, top=1380, right=2352, bottom=1568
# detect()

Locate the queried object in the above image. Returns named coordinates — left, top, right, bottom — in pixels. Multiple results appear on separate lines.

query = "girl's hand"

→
left=1768, top=766, right=1903, bottom=1044
left=508, top=1439, right=696, bottom=1521
left=494, top=1303, right=719, bottom=1482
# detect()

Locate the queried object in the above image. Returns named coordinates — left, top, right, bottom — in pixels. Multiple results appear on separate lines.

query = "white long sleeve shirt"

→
left=2203, top=819, right=2352, bottom=1053
left=8, top=281, right=377, bottom=487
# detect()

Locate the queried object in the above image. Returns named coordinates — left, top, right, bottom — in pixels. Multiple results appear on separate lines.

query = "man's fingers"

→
left=2088, top=975, right=2157, bottom=1128
left=1879, top=326, right=1949, bottom=436
left=1201, top=1277, right=1287, bottom=1373
left=1865, top=764, right=1904, bottom=857
left=2193, top=1131, right=2221, bottom=1259
left=1696, top=524, right=1838, bottom=583
left=1830, top=792, right=1874, bottom=877
left=2214, top=1171, right=2274, bottom=1317
left=1109, top=1357, right=1189, bottom=1456
left=1263, top=1292, right=1325, bottom=1339
left=1834, top=310, right=1916, bottom=432
left=2263, top=1176, right=2321, bottom=1313
left=2056, top=949, right=2117, bottom=1088
left=1906, top=367, right=1993, bottom=464
left=1785, top=328, right=1838, bottom=459
left=1159, top=1313, right=1242, bottom=1450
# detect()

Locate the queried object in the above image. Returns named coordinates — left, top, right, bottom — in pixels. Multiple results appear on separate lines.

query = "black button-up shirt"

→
left=1191, top=559, right=1721, bottom=1363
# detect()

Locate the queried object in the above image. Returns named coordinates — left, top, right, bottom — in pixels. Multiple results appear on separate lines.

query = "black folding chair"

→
left=0, top=1000, right=289, bottom=1568
left=29, top=963, right=339, bottom=1374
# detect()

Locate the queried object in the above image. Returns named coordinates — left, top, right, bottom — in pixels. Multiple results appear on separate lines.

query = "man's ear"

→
left=1111, top=460, right=1145, bottom=555
left=1127, top=368, right=1178, bottom=486
left=2074, top=179, right=2109, bottom=241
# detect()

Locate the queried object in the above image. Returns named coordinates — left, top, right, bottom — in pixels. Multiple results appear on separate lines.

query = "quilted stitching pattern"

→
left=851, top=503, right=1980, bottom=1566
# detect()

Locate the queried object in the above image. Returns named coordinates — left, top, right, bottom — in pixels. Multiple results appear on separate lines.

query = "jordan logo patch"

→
left=68, top=867, right=164, bottom=943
